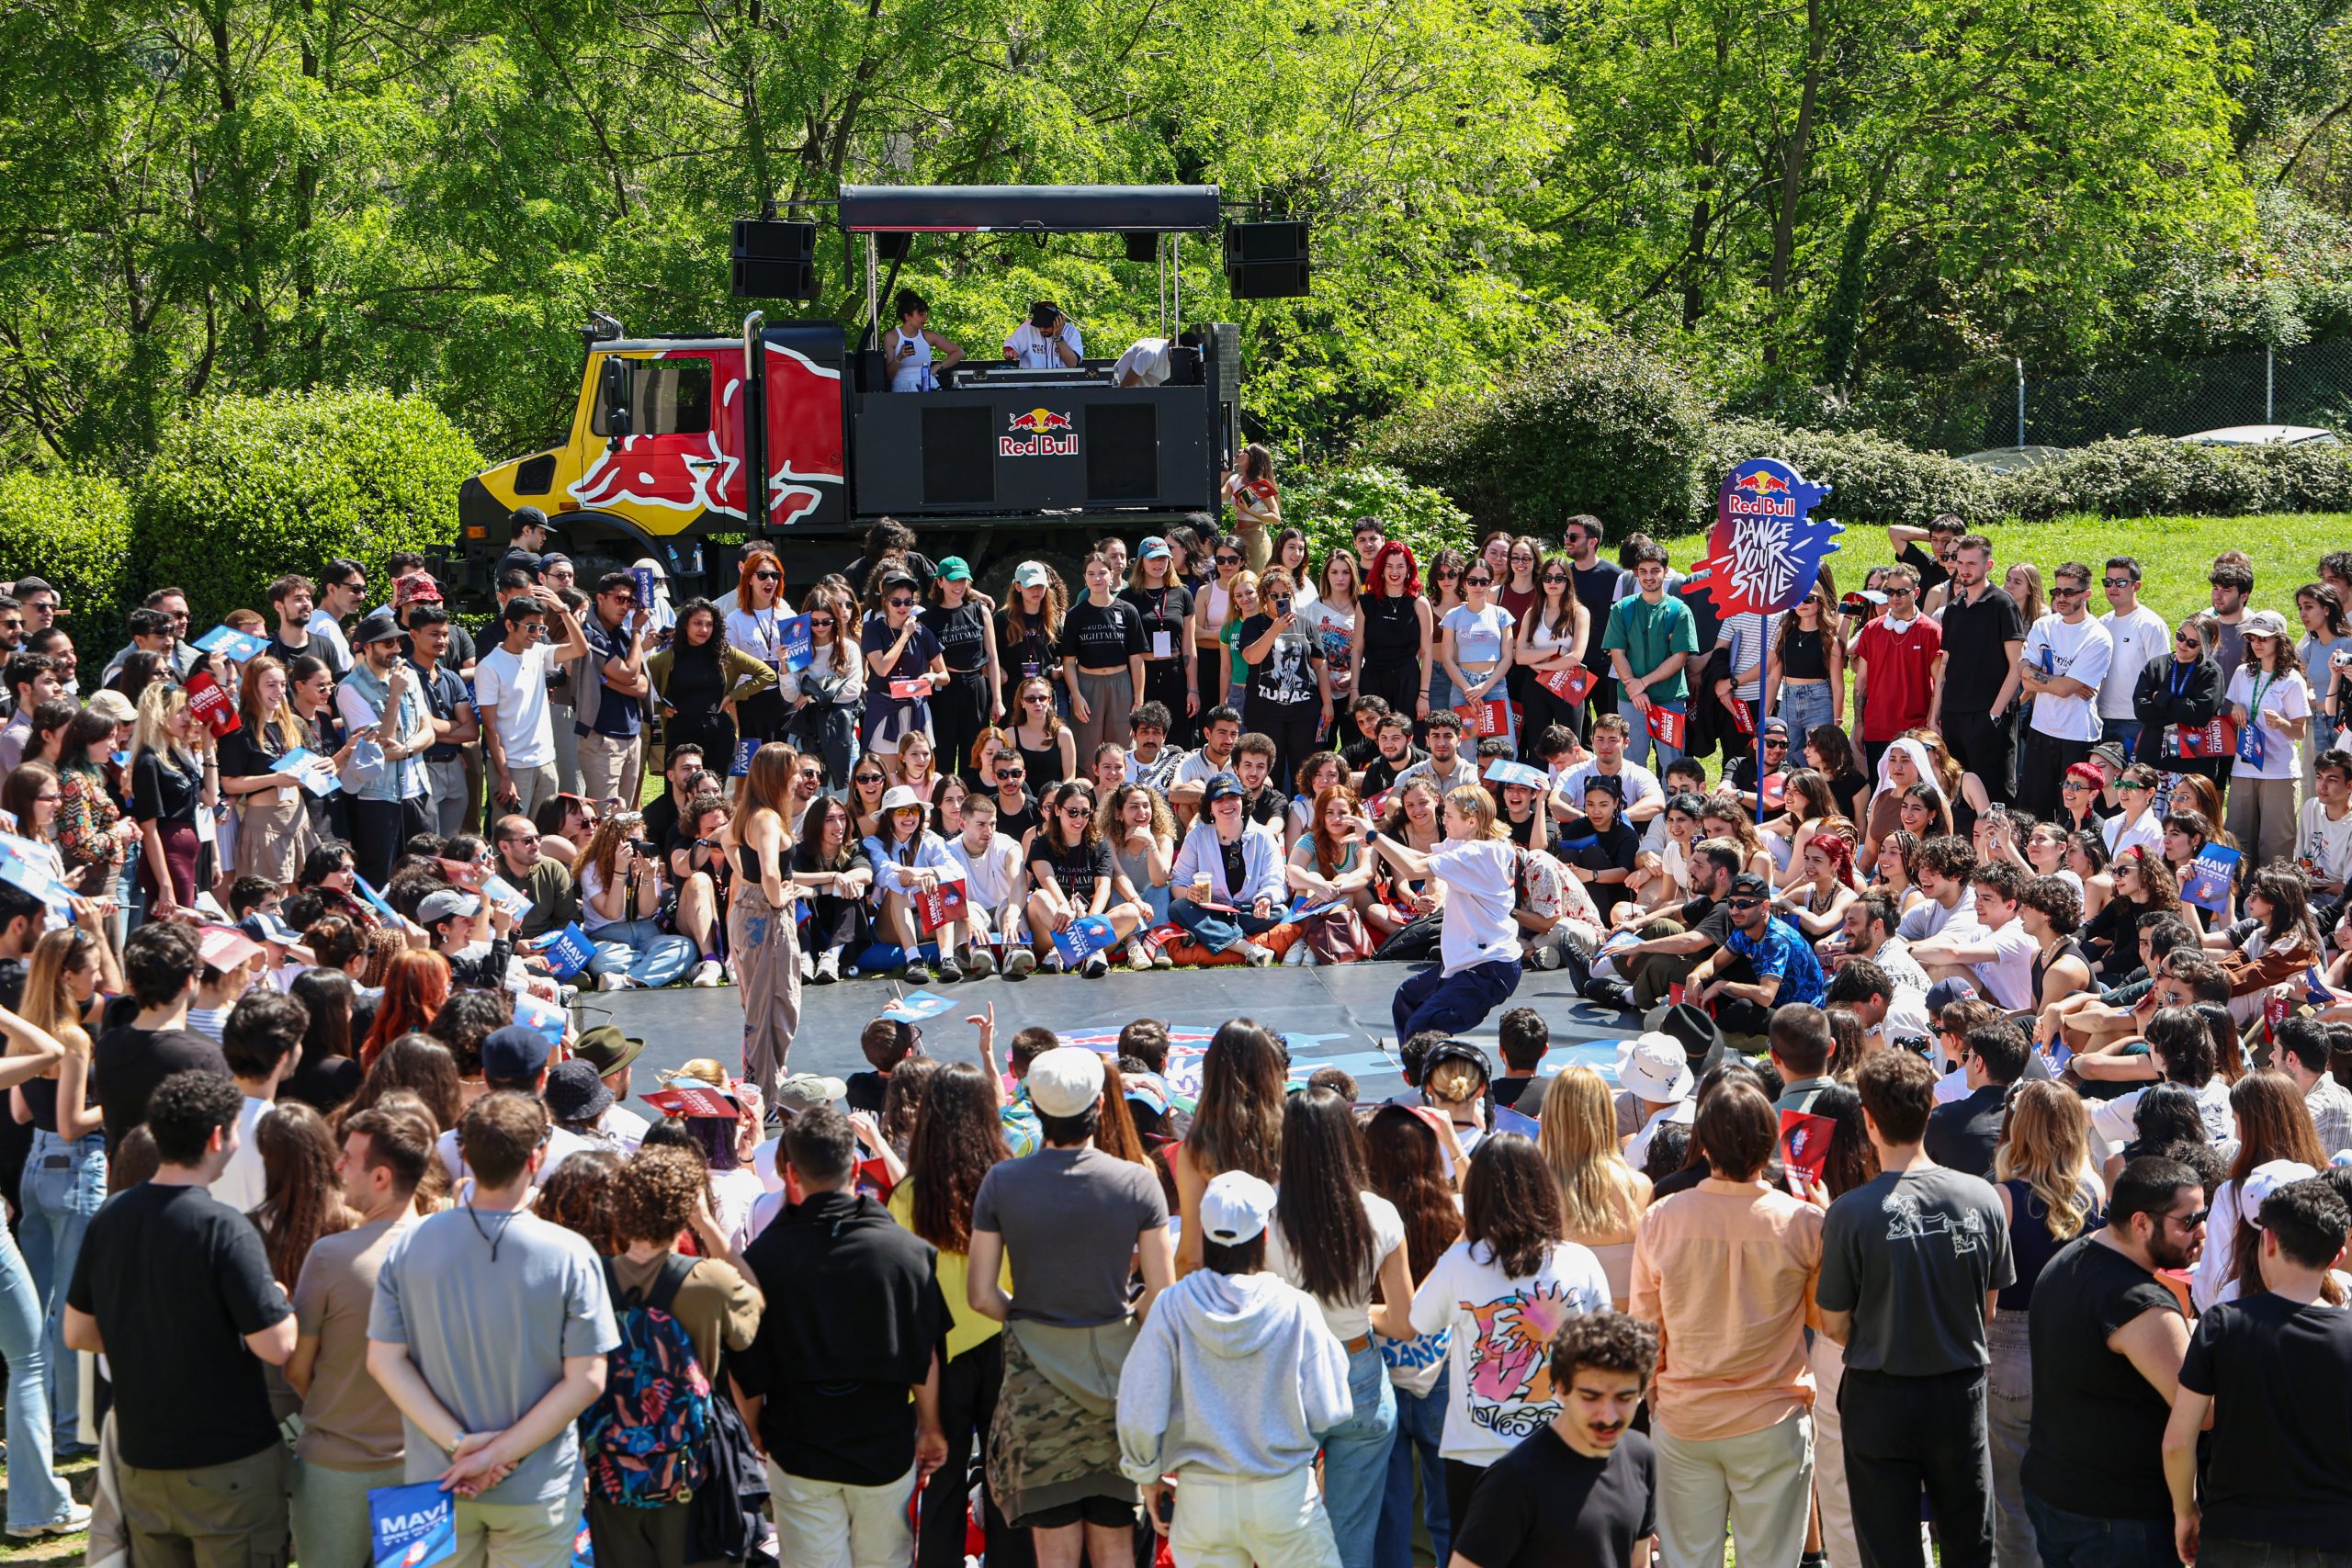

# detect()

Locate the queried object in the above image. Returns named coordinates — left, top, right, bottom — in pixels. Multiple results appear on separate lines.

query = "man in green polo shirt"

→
left=1601, top=539, right=1699, bottom=769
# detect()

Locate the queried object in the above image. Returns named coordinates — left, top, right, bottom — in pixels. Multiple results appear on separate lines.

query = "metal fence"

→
left=1893, top=339, right=2352, bottom=455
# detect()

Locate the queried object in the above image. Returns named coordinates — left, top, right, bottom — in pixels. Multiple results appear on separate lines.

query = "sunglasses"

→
left=888, top=596, right=915, bottom=608
left=1726, top=897, right=1764, bottom=910
left=2062, top=779, right=2091, bottom=791
left=1887, top=585, right=1916, bottom=596
left=854, top=773, right=885, bottom=785
left=1062, top=806, right=1092, bottom=818
left=2120, top=780, right=2154, bottom=792
left=2103, top=578, right=2134, bottom=589
left=1465, top=575, right=1493, bottom=586
left=2177, top=631, right=2199, bottom=645
left=752, top=570, right=781, bottom=582
left=1436, top=568, right=1462, bottom=579
left=1216, top=555, right=1241, bottom=566
left=2052, top=585, right=2088, bottom=598
left=1542, top=573, right=1568, bottom=584
left=2169, top=1208, right=2211, bottom=1230
left=999, top=768, right=1025, bottom=779
left=810, top=615, right=835, bottom=626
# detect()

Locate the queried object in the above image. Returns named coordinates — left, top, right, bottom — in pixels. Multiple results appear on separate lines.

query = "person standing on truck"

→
left=574, top=570, right=653, bottom=812
left=886, top=289, right=965, bottom=392
left=1004, top=301, right=1081, bottom=369
left=865, top=569, right=949, bottom=782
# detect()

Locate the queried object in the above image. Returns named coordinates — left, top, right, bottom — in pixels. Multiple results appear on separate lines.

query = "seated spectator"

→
left=664, top=790, right=733, bottom=986
left=1925, top=1020, right=2030, bottom=1178
left=576, top=810, right=701, bottom=990
left=793, top=794, right=877, bottom=985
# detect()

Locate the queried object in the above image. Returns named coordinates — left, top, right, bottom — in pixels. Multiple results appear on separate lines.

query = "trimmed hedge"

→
left=1367, top=334, right=1708, bottom=537
left=131, top=389, right=484, bottom=624
left=0, top=469, right=135, bottom=630
left=1999, top=436, right=2352, bottom=521
left=1700, top=419, right=2000, bottom=527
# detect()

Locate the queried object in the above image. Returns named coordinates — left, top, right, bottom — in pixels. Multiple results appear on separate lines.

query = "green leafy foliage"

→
left=0, top=469, right=133, bottom=630
left=131, top=389, right=484, bottom=624
left=1366, top=334, right=1710, bottom=537
left=1701, top=421, right=1999, bottom=527
left=1998, top=437, right=2352, bottom=521
left=1281, top=466, right=1469, bottom=567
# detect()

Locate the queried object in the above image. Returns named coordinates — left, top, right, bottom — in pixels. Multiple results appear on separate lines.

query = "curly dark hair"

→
left=1463, top=1133, right=1566, bottom=1279
left=1186, top=1020, right=1285, bottom=1184
left=1275, top=1088, right=1378, bottom=1304
left=908, top=1063, right=1010, bottom=1254
left=616, top=1145, right=710, bottom=1247
left=1549, top=1310, right=1660, bottom=1384
left=535, top=1149, right=627, bottom=1254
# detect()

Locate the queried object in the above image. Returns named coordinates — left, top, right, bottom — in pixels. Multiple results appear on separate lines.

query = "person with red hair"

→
left=726, top=544, right=795, bottom=743
left=1778, top=829, right=1861, bottom=941
left=356, top=950, right=451, bottom=1069
left=1351, top=541, right=1433, bottom=725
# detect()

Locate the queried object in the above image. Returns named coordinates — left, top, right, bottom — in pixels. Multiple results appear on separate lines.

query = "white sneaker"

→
left=596, top=972, right=628, bottom=992
left=816, top=949, right=842, bottom=983
left=1240, top=942, right=1277, bottom=966
left=10, top=1503, right=91, bottom=1540
left=800, top=950, right=815, bottom=982
left=1299, top=947, right=1321, bottom=967
left=1282, top=941, right=1309, bottom=966
left=690, top=958, right=723, bottom=987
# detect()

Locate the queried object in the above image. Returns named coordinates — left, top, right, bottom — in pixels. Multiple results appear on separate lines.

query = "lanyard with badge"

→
left=2240, top=672, right=2274, bottom=767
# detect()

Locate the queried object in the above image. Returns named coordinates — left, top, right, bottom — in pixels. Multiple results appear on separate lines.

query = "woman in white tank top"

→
left=884, top=289, right=962, bottom=392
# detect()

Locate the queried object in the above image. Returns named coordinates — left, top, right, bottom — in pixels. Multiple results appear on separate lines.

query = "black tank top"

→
left=1781, top=626, right=1829, bottom=681
left=1017, top=733, right=1066, bottom=789
left=1362, top=595, right=1420, bottom=669
left=1998, top=1179, right=2098, bottom=1310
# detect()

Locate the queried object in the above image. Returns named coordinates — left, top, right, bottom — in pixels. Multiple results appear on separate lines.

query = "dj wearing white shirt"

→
left=1003, top=301, right=1082, bottom=368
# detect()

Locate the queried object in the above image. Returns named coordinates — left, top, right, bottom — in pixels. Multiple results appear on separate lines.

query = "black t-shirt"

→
left=1922, top=1084, right=2007, bottom=1178
left=922, top=600, right=993, bottom=676
left=995, top=610, right=1058, bottom=687
left=67, top=1182, right=291, bottom=1469
left=1452, top=1426, right=1656, bottom=1568
left=277, top=1048, right=365, bottom=1116
left=1030, top=836, right=1115, bottom=907
left=1678, top=893, right=1733, bottom=949
left=1569, top=564, right=1629, bottom=660
left=846, top=1070, right=889, bottom=1115
left=1900, top=541, right=1952, bottom=598
left=2178, top=1290, right=2352, bottom=1546
left=1361, top=748, right=1427, bottom=797
left=216, top=725, right=289, bottom=779
left=1492, top=1076, right=1539, bottom=1111
left=1120, top=583, right=1193, bottom=661
left=131, top=750, right=201, bottom=827
left=2024, top=1235, right=2181, bottom=1520
left=1242, top=785, right=1286, bottom=834
left=1939, top=586, right=2026, bottom=712
left=94, top=1025, right=231, bottom=1154
left=1559, top=818, right=1640, bottom=919
left=1239, top=614, right=1322, bottom=712
left=1060, top=599, right=1146, bottom=670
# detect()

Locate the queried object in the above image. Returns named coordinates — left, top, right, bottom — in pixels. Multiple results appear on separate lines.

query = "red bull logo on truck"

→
left=570, top=342, right=843, bottom=526
left=1687, top=457, right=1842, bottom=617
left=1001, top=407, right=1079, bottom=457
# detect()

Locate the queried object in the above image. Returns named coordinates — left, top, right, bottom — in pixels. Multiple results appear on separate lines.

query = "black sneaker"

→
left=905, top=961, right=933, bottom=985
left=935, top=955, right=964, bottom=983
left=1580, top=976, right=1634, bottom=1012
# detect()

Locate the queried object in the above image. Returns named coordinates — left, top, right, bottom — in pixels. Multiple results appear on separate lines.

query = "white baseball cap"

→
left=1027, top=1047, right=1106, bottom=1118
left=1199, top=1170, right=1278, bottom=1246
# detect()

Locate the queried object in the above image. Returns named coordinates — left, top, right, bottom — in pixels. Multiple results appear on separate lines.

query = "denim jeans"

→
left=1170, top=897, right=1283, bottom=955
left=18, top=1127, right=105, bottom=1449
left=0, top=1219, right=74, bottom=1530
left=1374, top=1370, right=1449, bottom=1568
left=1392, top=958, right=1521, bottom=1044
left=2105, top=718, right=2144, bottom=763
left=2020, top=1493, right=2177, bottom=1568
left=1986, top=1314, right=2034, bottom=1568
left=1625, top=698, right=1688, bottom=770
left=1321, top=1340, right=1397, bottom=1568
left=1777, top=682, right=1835, bottom=761
left=587, top=917, right=698, bottom=987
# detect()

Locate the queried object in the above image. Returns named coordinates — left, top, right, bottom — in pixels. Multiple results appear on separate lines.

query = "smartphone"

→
left=1274, top=595, right=1293, bottom=615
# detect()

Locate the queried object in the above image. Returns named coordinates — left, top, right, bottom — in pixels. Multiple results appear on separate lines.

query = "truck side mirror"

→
left=599, top=356, right=633, bottom=437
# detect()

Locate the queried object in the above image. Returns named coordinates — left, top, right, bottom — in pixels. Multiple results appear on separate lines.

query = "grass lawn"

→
left=1654, top=512, right=2352, bottom=627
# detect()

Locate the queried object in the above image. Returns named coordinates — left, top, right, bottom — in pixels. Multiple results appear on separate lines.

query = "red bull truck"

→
left=455, top=184, right=1250, bottom=597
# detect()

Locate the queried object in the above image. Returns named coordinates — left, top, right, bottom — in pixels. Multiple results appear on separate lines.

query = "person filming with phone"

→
left=886, top=289, right=964, bottom=392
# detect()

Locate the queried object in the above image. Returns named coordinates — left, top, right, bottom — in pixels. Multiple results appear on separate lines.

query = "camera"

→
left=627, top=838, right=660, bottom=859
left=1893, top=1034, right=1933, bottom=1058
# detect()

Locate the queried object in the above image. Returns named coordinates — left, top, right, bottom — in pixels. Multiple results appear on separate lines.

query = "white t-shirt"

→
left=1111, top=337, right=1171, bottom=387
left=1440, top=604, right=1516, bottom=670
left=1624, top=1097, right=1695, bottom=1171
left=2104, top=808, right=2163, bottom=861
left=1897, top=894, right=1978, bottom=945
left=1426, top=839, right=1520, bottom=975
left=2022, top=614, right=2113, bottom=741
left=1174, top=750, right=1239, bottom=789
left=2090, top=1077, right=2236, bottom=1154
left=1266, top=1190, right=1408, bottom=1342
left=946, top=832, right=1025, bottom=915
left=727, top=606, right=790, bottom=672
left=474, top=641, right=559, bottom=768
left=307, top=608, right=353, bottom=672
left=1971, top=915, right=2040, bottom=1010
left=1302, top=597, right=1356, bottom=680
left=1557, top=761, right=1661, bottom=816
left=1714, top=611, right=1783, bottom=702
left=2226, top=666, right=2315, bottom=782
left=209, top=1097, right=275, bottom=1214
left=2099, top=604, right=2172, bottom=719
left=1409, top=1237, right=1611, bottom=1464
left=2299, top=799, right=2352, bottom=886
left=1004, top=320, right=1082, bottom=368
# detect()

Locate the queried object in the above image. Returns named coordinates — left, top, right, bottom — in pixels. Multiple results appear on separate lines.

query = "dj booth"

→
left=851, top=358, right=1217, bottom=517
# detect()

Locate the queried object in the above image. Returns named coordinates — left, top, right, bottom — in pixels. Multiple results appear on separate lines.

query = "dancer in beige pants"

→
left=723, top=742, right=804, bottom=1103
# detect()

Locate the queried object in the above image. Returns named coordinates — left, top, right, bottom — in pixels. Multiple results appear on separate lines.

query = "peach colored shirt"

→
left=1630, top=1176, right=1825, bottom=1441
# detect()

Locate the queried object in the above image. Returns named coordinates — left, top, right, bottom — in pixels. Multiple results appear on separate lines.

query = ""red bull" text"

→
left=1001, top=407, right=1079, bottom=457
